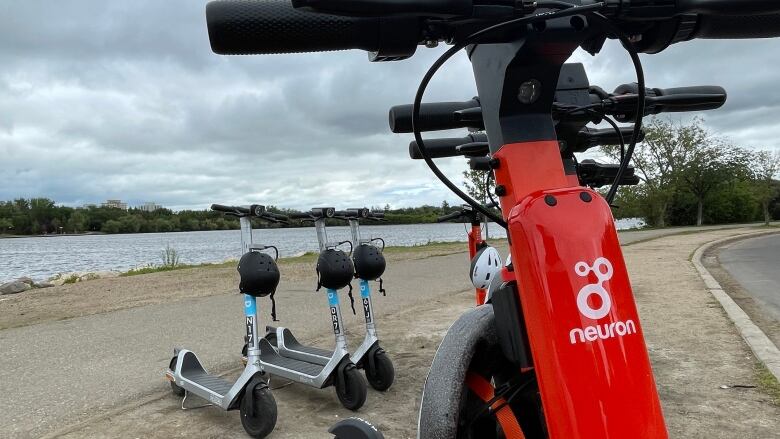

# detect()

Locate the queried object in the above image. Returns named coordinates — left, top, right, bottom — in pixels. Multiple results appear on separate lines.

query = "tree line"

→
left=0, top=200, right=468, bottom=236
left=603, top=117, right=780, bottom=227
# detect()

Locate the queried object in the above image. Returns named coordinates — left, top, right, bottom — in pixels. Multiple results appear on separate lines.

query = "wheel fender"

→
left=418, top=304, right=497, bottom=439
left=231, top=373, right=268, bottom=411
left=329, top=417, right=385, bottom=439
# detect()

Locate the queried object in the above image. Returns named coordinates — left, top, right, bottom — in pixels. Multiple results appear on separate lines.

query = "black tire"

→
left=365, top=350, right=395, bottom=391
left=242, top=342, right=248, bottom=357
left=168, top=356, right=185, bottom=397
left=335, top=364, right=368, bottom=411
left=240, top=385, right=278, bottom=438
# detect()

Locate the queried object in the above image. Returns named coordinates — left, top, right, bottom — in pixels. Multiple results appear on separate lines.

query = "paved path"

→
left=720, top=233, right=780, bottom=324
left=0, top=223, right=775, bottom=438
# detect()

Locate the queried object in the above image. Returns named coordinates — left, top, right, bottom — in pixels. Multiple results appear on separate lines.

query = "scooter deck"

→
left=257, top=336, right=328, bottom=381
left=185, top=371, right=233, bottom=395
left=267, top=326, right=334, bottom=358
left=260, top=350, right=325, bottom=376
left=178, top=350, right=233, bottom=396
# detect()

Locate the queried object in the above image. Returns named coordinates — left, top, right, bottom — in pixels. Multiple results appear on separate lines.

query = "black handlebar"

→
left=292, top=0, right=473, bottom=17
left=408, top=133, right=489, bottom=159
left=207, top=0, right=381, bottom=55
left=436, top=210, right=463, bottom=223
left=694, top=13, right=780, bottom=39
left=607, top=85, right=727, bottom=122
left=206, top=0, right=422, bottom=60
left=211, top=203, right=289, bottom=222
left=206, top=0, right=780, bottom=59
left=389, top=99, right=480, bottom=133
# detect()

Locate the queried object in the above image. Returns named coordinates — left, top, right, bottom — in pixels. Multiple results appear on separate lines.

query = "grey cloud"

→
left=1, top=2, right=779, bottom=212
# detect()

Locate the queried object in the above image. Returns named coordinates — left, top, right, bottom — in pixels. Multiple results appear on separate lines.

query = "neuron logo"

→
left=574, top=257, right=613, bottom=319
left=569, top=257, right=636, bottom=344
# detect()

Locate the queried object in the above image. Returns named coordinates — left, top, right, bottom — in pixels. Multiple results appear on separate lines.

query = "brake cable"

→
left=412, top=2, right=607, bottom=229
left=586, top=13, right=646, bottom=204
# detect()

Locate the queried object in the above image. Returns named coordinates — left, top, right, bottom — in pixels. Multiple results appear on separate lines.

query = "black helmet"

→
left=317, top=249, right=354, bottom=290
left=237, top=251, right=280, bottom=297
left=353, top=244, right=386, bottom=281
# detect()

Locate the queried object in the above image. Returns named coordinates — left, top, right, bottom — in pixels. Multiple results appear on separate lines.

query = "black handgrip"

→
left=292, top=0, right=473, bottom=17
left=369, top=212, right=385, bottom=219
left=211, top=204, right=250, bottom=214
left=693, top=13, right=780, bottom=39
left=409, top=133, right=488, bottom=159
left=609, top=84, right=726, bottom=122
left=574, top=126, right=644, bottom=152
left=264, top=212, right=289, bottom=221
left=678, top=0, right=780, bottom=15
left=206, top=0, right=385, bottom=55
left=389, top=99, right=480, bottom=133
left=436, top=211, right=462, bottom=223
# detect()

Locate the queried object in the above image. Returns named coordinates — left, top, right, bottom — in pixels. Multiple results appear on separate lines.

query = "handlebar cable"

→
left=586, top=13, right=646, bottom=204
left=485, top=171, right=500, bottom=210
left=412, top=2, right=607, bottom=229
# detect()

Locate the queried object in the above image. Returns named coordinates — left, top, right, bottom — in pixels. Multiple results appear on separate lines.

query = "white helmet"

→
left=469, top=245, right=502, bottom=290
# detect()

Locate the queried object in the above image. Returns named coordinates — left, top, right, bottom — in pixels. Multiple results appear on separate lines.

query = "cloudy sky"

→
left=1, top=1, right=779, bottom=211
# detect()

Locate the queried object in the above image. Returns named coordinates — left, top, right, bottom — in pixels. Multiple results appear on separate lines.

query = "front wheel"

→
left=335, top=363, right=368, bottom=411
left=365, top=350, right=394, bottom=391
left=168, top=356, right=185, bottom=397
left=240, top=384, right=277, bottom=438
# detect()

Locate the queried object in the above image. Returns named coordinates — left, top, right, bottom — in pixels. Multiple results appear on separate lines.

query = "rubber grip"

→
left=206, top=0, right=383, bottom=55
left=292, top=0, right=473, bottom=17
left=389, top=99, right=480, bottom=133
left=694, top=13, right=780, bottom=39
left=211, top=204, right=249, bottom=213
left=436, top=211, right=462, bottom=223
left=679, top=0, right=780, bottom=15
left=409, top=133, right=488, bottom=159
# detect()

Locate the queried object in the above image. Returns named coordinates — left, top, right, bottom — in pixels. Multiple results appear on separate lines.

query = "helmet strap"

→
left=378, top=277, right=386, bottom=296
left=347, top=283, right=356, bottom=315
left=269, top=290, right=278, bottom=322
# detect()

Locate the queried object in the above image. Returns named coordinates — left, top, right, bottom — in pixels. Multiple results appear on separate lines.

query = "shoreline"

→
left=0, top=239, right=507, bottom=286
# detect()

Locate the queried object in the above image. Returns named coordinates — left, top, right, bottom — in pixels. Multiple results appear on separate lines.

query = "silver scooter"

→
left=262, top=207, right=368, bottom=410
left=263, top=208, right=394, bottom=391
left=166, top=204, right=284, bottom=438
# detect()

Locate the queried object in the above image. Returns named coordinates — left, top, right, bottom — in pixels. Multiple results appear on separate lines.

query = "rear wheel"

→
left=335, top=363, right=368, bottom=411
left=168, top=356, right=185, bottom=397
left=365, top=350, right=394, bottom=391
left=240, top=384, right=277, bottom=438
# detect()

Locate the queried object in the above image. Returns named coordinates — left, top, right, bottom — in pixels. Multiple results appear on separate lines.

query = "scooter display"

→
left=262, top=207, right=368, bottom=410
left=165, top=203, right=284, bottom=438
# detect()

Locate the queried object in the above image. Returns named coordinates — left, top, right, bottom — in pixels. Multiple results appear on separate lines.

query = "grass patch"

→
left=117, top=239, right=509, bottom=277
left=755, top=361, right=780, bottom=406
left=62, top=274, right=81, bottom=284
left=119, top=260, right=236, bottom=277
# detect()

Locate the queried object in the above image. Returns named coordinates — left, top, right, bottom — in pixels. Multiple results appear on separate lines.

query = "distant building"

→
left=138, top=202, right=162, bottom=212
left=101, top=199, right=128, bottom=210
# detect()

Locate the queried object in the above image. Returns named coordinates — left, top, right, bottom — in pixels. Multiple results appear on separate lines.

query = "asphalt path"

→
left=720, top=233, right=780, bottom=323
left=0, top=223, right=772, bottom=438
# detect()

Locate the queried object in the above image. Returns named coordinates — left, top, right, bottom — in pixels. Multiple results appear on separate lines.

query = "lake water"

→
left=0, top=219, right=642, bottom=283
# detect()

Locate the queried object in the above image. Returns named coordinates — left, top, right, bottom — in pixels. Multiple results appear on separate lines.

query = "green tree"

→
left=603, top=117, right=709, bottom=227
left=0, top=217, right=13, bottom=233
left=680, top=143, right=752, bottom=226
left=67, top=210, right=88, bottom=233
left=750, top=150, right=780, bottom=225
